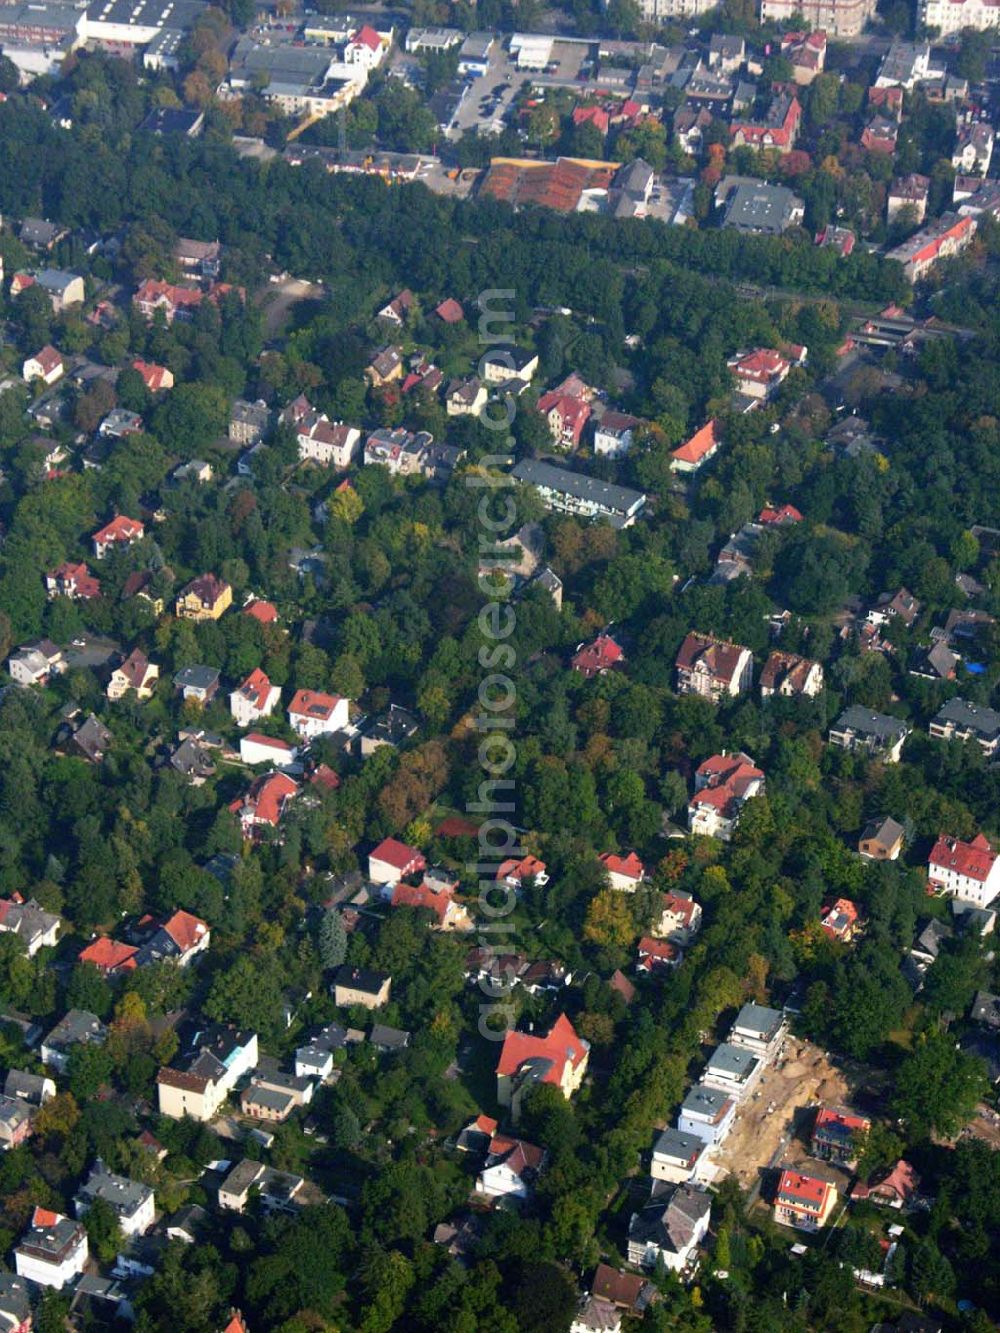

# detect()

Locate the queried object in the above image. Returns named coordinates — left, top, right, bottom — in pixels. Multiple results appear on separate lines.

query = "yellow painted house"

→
left=175, top=573, right=232, bottom=622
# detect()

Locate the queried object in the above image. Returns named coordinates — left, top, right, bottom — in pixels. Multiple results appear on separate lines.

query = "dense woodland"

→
left=0, top=51, right=997, bottom=1333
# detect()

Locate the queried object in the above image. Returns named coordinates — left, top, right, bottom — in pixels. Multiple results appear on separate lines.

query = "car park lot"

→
left=449, top=50, right=522, bottom=137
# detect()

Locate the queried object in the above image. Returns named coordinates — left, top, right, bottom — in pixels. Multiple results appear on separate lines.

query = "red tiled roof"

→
left=244, top=599, right=278, bottom=624
left=485, top=1132, right=546, bottom=1175
left=230, top=771, right=298, bottom=827
left=496, top=853, right=546, bottom=882
left=850, top=1159, right=918, bottom=1203
left=162, top=909, right=209, bottom=954
left=496, top=1012, right=587, bottom=1083
left=758, top=503, right=802, bottom=525
left=661, top=892, right=698, bottom=926
left=32, top=345, right=62, bottom=375
left=814, top=1106, right=869, bottom=1135
left=351, top=23, right=381, bottom=49
left=244, top=733, right=292, bottom=752
left=132, top=359, right=171, bottom=392
left=309, top=763, right=340, bottom=791
left=434, top=298, right=464, bottom=324
left=637, top=936, right=678, bottom=968
left=572, top=634, right=624, bottom=677
left=821, top=898, right=859, bottom=938
left=79, top=937, right=138, bottom=972
left=777, top=1169, right=832, bottom=1210
left=32, top=1207, right=61, bottom=1229
left=236, top=668, right=274, bottom=712
left=48, top=561, right=101, bottom=598
left=691, top=752, right=763, bottom=818
left=392, top=879, right=453, bottom=924
left=929, top=833, right=995, bottom=883
left=599, top=851, right=644, bottom=881
left=732, top=348, right=789, bottom=382
left=671, top=419, right=720, bottom=466
left=572, top=105, right=610, bottom=134
left=93, top=515, right=144, bottom=547
left=288, top=689, right=342, bottom=721
left=371, top=837, right=425, bottom=873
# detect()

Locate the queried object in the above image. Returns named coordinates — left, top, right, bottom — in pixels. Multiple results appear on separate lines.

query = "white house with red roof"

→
left=46, top=562, right=100, bottom=600
left=477, top=1133, right=547, bottom=1199
left=670, top=420, right=721, bottom=473
left=22, top=345, right=63, bottom=385
left=599, top=851, right=645, bottom=891
left=654, top=891, right=702, bottom=945
left=229, top=669, right=281, bottom=728
left=496, top=1014, right=589, bottom=1120
left=229, top=772, right=298, bottom=836
left=391, top=878, right=472, bottom=931
left=496, top=853, right=549, bottom=888
left=689, top=752, right=765, bottom=841
left=537, top=376, right=593, bottom=450
left=160, top=909, right=211, bottom=965
left=92, top=515, right=145, bottom=559
left=369, top=837, right=426, bottom=885
left=287, top=689, right=349, bottom=739
left=928, top=833, right=1000, bottom=907
left=344, top=23, right=387, bottom=67
left=774, top=1170, right=837, bottom=1231
left=572, top=634, right=624, bottom=679
left=637, top=935, right=681, bottom=973
left=131, top=359, right=174, bottom=392
left=728, top=348, right=795, bottom=400
left=240, top=733, right=298, bottom=768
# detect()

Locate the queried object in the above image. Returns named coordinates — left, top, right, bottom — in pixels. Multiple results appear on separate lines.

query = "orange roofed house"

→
left=78, top=937, right=138, bottom=976
left=131, top=359, right=174, bottom=392
left=671, top=420, right=722, bottom=474
left=229, top=772, right=298, bottom=838
left=496, top=1013, right=589, bottom=1121
left=175, top=574, right=232, bottom=621
left=928, top=833, right=1000, bottom=908
left=92, top=515, right=144, bottom=560
left=676, top=632, right=753, bottom=703
left=600, top=851, right=645, bottom=891
left=536, top=375, right=593, bottom=451
left=727, top=348, right=796, bottom=400
left=230, top=668, right=281, bottom=728
left=497, top=853, right=548, bottom=889
left=688, top=752, right=764, bottom=841
left=773, top=1169, right=837, bottom=1231
left=133, top=279, right=241, bottom=324
left=46, top=562, right=100, bottom=601
left=572, top=633, right=624, bottom=679
left=850, top=1159, right=919, bottom=1209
